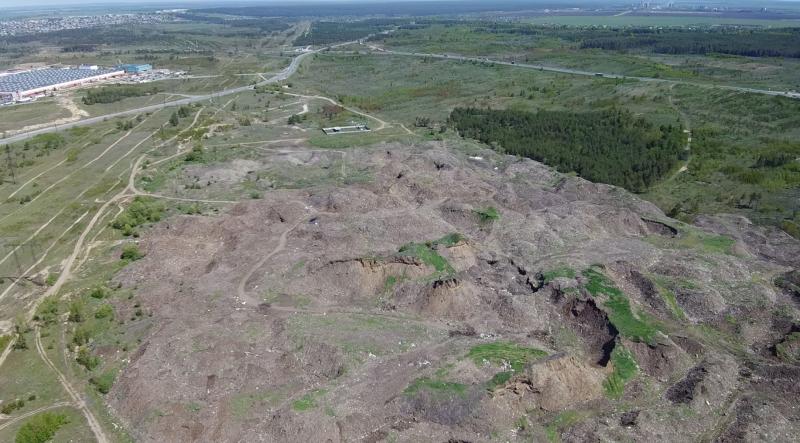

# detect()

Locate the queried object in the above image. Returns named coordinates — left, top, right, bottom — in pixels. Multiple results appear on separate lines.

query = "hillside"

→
left=104, top=141, right=800, bottom=442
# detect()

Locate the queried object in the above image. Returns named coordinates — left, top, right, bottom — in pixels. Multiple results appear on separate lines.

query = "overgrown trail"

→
left=236, top=200, right=317, bottom=305
left=35, top=327, right=109, bottom=443
left=0, top=400, right=76, bottom=432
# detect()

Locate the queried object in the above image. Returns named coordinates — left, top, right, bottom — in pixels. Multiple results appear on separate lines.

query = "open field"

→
left=368, top=23, right=800, bottom=92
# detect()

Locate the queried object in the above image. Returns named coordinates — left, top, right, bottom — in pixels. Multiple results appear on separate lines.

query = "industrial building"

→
left=0, top=67, right=124, bottom=101
left=117, top=63, right=152, bottom=74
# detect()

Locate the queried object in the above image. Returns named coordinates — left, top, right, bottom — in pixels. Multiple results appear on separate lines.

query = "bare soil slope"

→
left=108, top=142, right=800, bottom=442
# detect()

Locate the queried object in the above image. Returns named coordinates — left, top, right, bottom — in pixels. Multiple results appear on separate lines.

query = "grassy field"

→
left=291, top=51, right=800, bottom=234
left=369, top=23, right=800, bottom=92
left=293, top=53, right=679, bottom=126
left=0, top=100, right=71, bottom=134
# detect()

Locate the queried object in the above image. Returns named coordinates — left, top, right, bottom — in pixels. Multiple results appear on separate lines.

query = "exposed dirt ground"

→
left=108, top=141, right=800, bottom=442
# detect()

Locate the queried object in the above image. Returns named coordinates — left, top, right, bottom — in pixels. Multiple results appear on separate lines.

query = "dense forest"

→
left=449, top=108, right=686, bottom=192
left=467, top=23, right=800, bottom=58
left=578, top=27, right=800, bottom=58
left=82, top=85, right=161, bottom=105
left=174, top=14, right=290, bottom=32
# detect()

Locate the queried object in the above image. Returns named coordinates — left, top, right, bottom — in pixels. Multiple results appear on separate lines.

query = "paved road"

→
left=373, top=48, right=800, bottom=100
left=0, top=46, right=322, bottom=147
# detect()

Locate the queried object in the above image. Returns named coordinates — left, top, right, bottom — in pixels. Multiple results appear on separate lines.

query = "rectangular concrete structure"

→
left=322, top=125, right=370, bottom=135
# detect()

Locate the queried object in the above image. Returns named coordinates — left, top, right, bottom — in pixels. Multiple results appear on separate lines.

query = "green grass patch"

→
left=485, top=371, right=513, bottom=391
left=397, top=233, right=463, bottom=275
left=292, top=389, right=327, bottom=412
left=646, top=228, right=736, bottom=256
left=474, top=206, right=500, bottom=224
left=651, top=277, right=687, bottom=321
left=467, top=341, right=547, bottom=372
left=582, top=267, right=662, bottom=344
left=542, top=266, right=577, bottom=283
left=15, top=412, right=69, bottom=443
left=602, top=346, right=638, bottom=399
left=403, top=377, right=468, bottom=397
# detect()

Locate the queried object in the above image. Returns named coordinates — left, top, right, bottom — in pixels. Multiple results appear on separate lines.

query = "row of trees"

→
left=82, top=85, right=161, bottom=105
left=449, top=107, right=686, bottom=192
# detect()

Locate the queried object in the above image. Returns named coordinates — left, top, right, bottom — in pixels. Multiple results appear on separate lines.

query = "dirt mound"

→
left=665, top=363, right=708, bottom=404
left=311, top=256, right=431, bottom=301
left=411, top=278, right=481, bottom=320
left=497, top=354, right=607, bottom=411
left=625, top=339, right=688, bottom=379
left=561, top=297, right=619, bottom=365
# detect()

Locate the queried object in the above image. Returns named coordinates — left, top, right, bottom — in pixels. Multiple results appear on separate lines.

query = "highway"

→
left=368, top=47, right=800, bottom=100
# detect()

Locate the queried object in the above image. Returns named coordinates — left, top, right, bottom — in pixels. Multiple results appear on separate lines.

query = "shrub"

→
left=88, top=286, right=108, bottom=299
left=67, top=301, right=84, bottom=323
left=15, top=412, right=69, bottom=443
left=111, top=197, right=164, bottom=235
left=71, top=325, right=92, bottom=347
left=34, top=297, right=59, bottom=325
left=89, top=371, right=116, bottom=394
left=120, top=244, right=143, bottom=261
left=76, top=346, right=100, bottom=370
left=94, top=304, right=114, bottom=320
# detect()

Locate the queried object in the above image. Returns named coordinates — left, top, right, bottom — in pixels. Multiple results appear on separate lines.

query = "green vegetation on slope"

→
left=467, top=341, right=548, bottom=371
left=582, top=267, right=662, bottom=345
left=404, top=377, right=468, bottom=397
left=449, top=107, right=685, bottom=192
left=397, top=233, right=463, bottom=275
left=602, top=346, right=639, bottom=398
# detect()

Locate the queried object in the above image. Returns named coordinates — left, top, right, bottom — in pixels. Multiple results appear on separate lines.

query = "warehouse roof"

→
left=0, top=68, right=120, bottom=93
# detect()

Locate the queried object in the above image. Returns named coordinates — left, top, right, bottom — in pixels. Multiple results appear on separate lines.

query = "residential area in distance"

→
left=0, top=1, right=799, bottom=442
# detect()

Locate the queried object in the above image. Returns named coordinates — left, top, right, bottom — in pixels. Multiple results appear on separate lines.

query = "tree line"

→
left=82, top=85, right=161, bottom=105
left=449, top=107, right=686, bottom=192
left=577, top=28, right=800, bottom=58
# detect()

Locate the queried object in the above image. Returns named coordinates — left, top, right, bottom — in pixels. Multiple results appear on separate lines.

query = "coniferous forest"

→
left=449, top=107, right=686, bottom=192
